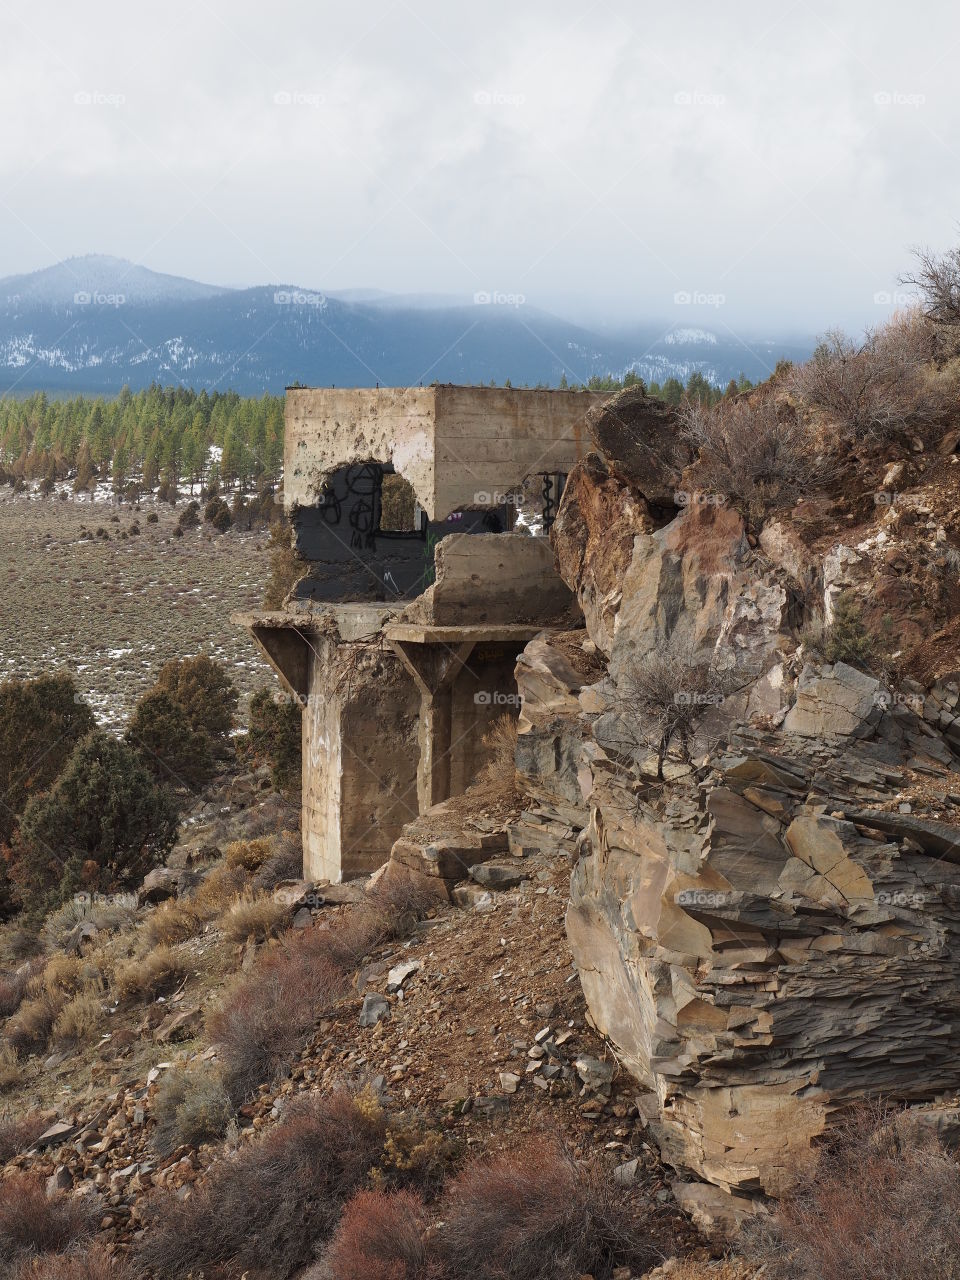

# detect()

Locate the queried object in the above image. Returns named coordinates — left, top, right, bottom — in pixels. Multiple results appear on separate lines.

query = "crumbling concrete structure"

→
left=237, top=385, right=604, bottom=882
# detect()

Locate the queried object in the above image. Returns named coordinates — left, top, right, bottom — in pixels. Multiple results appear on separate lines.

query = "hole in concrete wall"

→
left=379, top=472, right=421, bottom=533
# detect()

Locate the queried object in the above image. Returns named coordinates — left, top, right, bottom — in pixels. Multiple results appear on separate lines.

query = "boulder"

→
left=552, top=454, right=654, bottom=654
left=783, top=661, right=881, bottom=738
left=609, top=499, right=787, bottom=685
left=566, top=686, right=960, bottom=1201
left=583, top=385, right=690, bottom=506
left=140, top=866, right=182, bottom=904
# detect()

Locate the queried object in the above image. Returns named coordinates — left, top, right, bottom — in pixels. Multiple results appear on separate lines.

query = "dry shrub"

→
left=374, top=1114, right=457, bottom=1197
left=223, top=837, right=273, bottom=872
left=9, top=1245, right=132, bottom=1278
left=252, top=832, right=303, bottom=892
left=207, top=927, right=350, bottom=1102
left=620, top=641, right=728, bottom=781
left=437, top=1138, right=658, bottom=1280
left=0, top=967, right=31, bottom=1018
left=0, top=1042, right=19, bottom=1092
left=218, top=894, right=286, bottom=944
left=679, top=394, right=827, bottom=519
left=5, top=991, right=64, bottom=1056
left=138, top=899, right=201, bottom=949
left=187, top=862, right=248, bottom=918
left=313, top=1189, right=436, bottom=1280
left=739, top=1109, right=960, bottom=1279
left=0, top=1173, right=92, bottom=1263
left=112, top=945, right=187, bottom=1003
left=136, top=1092, right=387, bottom=1279
left=50, top=991, right=105, bottom=1050
left=479, top=714, right=518, bottom=788
left=26, top=954, right=82, bottom=1001
left=660, top=1265, right=756, bottom=1280
left=42, top=898, right=136, bottom=953
left=0, top=1110, right=47, bottom=1161
left=150, top=1065, right=233, bottom=1156
left=788, top=314, right=943, bottom=444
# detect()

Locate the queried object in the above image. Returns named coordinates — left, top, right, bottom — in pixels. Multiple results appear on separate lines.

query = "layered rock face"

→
left=524, top=395, right=960, bottom=1204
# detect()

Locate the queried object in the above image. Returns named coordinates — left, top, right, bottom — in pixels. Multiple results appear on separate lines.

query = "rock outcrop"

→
left=523, top=416, right=960, bottom=1210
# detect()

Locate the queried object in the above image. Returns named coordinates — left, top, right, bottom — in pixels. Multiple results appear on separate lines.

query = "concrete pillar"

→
left=388, top=639, right=475, bottom=814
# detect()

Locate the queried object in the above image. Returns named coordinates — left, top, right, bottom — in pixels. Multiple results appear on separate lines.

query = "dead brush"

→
left=218, top=893, right=286, bottom=944
left=5, top=989, right=65, bottom=1056
left=136, top=1092, right=387, bottom=1279
left=208, top=926, right=351, bottom=1102
left=0, top=1041, right=19, bottom=1091
left=0, top=963, right=34, bottom=1018
left=112, top=944, right=187, bottom=1004
left=50, top=989, right=106, bottom=1050
left=252, top=831, right=303, bottom=892
left=478, top=713, right=518, bottom=788
left=0, top=1109, right=48, bottom=1160
left=150, top=1064, right=234, bottom=1156
left=223, top=836, right=274, bottom=872
left=26, top=952, right=83, bottom=1000
left=9, top=1245, right=134, bottom=1278
left=436, top=1137, right=660, bottom=1280
left=139, top=899, right=202, bottom=948
left=0, top=1172, right=93, bottom=1263
left=739, top=1106, right=960, bottom=1279
left=310, top=1188, right=437, bottom=1280
left=186, top=861, right=248, bottom=918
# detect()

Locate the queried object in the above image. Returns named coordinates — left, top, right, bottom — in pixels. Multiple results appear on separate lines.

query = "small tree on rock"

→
left=621, top=644, right=729, bottom=780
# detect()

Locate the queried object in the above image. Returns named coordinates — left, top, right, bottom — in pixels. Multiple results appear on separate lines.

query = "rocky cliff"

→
left=515, top=384, right=960, bottom=1216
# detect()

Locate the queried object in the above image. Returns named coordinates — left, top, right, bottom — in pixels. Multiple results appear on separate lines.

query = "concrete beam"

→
left=249, top=624, right=309, bottom=701
left=387, top=638, right=476, bottom=811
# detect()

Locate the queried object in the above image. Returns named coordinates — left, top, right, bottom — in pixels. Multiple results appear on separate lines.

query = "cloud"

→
left=1, top=0, right=958, bottom=333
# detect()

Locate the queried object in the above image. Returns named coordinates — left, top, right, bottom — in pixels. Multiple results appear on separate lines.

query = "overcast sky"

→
left=1, top=0, right=958, bottom=335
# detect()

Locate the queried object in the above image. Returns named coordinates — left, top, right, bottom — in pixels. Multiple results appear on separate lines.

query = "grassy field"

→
left=0, top=491, right=276, bottom=727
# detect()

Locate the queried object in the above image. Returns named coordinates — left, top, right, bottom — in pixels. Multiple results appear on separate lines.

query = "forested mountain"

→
left=0, top=256, right=813, bottom=396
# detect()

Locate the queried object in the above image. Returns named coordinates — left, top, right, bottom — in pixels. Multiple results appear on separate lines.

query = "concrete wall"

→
left=407, top=533, right=573, bottom=625
left=448, top=645, right=523, bottom=796
left=432, top=385, right=602, bottom=517
left=286, top=386, right=437, bottom=515
left=291, top=470, right=508, bottom=604
left=302, top=636, right=419, bottom=882
left=285, top=385, right=605, bottom=521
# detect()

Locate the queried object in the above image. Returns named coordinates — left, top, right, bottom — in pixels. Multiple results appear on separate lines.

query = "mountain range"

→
left=0, top=256, right=815, bottom=395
